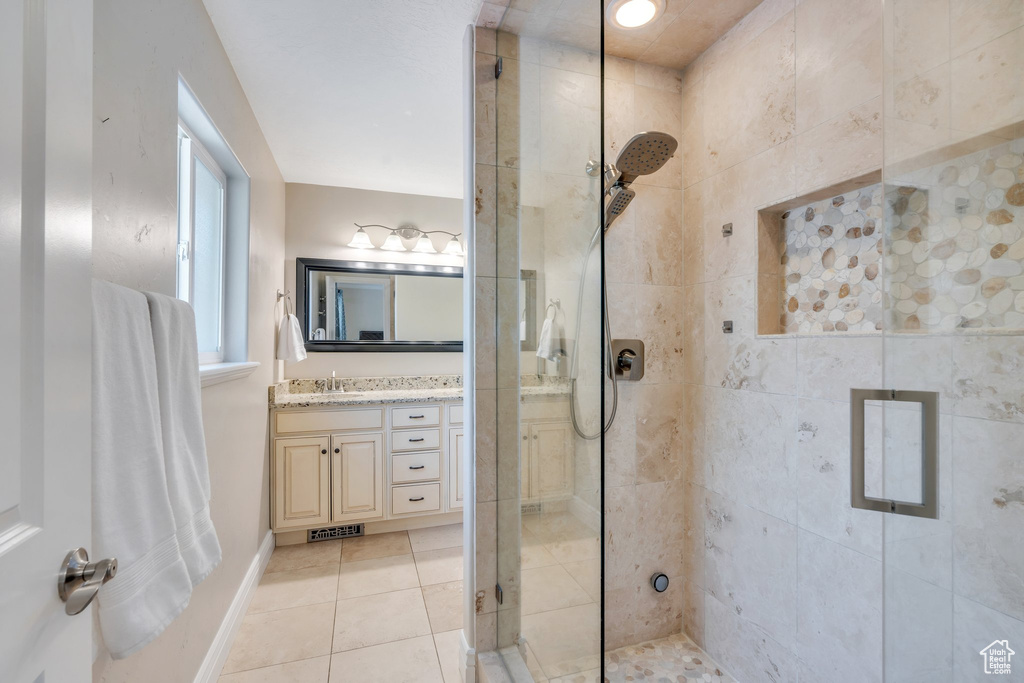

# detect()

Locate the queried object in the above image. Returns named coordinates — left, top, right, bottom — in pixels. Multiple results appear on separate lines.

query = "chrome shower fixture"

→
left=614, top=131, right=677, bottom=185
left=605, top=186, right=636, bottom=229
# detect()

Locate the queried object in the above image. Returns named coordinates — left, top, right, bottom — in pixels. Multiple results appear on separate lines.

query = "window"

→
left=177, top=122, right=227, bottom=365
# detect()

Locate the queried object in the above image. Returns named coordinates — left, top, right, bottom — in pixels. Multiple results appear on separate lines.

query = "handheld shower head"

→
left=614, top=131, right=678, bottom=185
left=605, top=185, right=635, bottom=230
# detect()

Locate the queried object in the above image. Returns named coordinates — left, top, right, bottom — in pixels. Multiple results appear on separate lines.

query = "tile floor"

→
left=520, top=511, right=602, bottom=682
left=220, top=523, right=464, bottom=683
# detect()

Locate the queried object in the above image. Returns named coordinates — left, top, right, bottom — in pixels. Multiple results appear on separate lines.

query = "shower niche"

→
left=757, top=171, right=886, bottom=335
left=759, top=133, right=1024, bottom=336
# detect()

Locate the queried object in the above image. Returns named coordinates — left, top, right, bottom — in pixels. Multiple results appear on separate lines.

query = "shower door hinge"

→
left=495, top=583, right=503, bottom=605
left=494, top=57, right=503, bottom=79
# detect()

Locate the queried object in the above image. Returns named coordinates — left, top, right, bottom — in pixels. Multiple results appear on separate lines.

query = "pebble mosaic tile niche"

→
left=758, top=136, right=1024, bottom=335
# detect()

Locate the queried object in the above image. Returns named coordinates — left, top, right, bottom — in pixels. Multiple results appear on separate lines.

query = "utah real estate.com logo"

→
left=980, top=640, right=1014, bottom=675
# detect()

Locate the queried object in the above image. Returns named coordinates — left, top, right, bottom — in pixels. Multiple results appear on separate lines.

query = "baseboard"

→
left=193, top=530, right=275, bottom=683
left=569, top=495, right=600, bottom=532
left=460, top=628, right=476, bottom=683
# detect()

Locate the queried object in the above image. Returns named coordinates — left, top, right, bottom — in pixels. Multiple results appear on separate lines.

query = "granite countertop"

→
left=269, top=374, right=570, bottom=408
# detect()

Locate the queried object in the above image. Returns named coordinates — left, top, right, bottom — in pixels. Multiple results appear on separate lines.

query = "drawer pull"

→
left=408, top=437, right=425, bottom=442
left=409, top=496, right=425, bottom=502
left=409, top=414, right=426, bottom=419
left=409, top=465, right=426, bottom=470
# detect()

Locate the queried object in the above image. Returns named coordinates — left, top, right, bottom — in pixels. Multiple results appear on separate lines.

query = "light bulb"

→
left=347, top=227, right=375, bottom=249
left=612, top=0, right=659, bottom=28
left=381, top=231, right=407, bottom=251
left=443, top=236, right=464, bottom=256
left=413, top=235, right=437, bottom=253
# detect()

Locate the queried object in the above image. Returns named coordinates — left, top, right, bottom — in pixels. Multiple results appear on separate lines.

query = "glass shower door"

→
left=880, top=2, right=1024, bottom=680
left=490, top=1, right=605, bottom=679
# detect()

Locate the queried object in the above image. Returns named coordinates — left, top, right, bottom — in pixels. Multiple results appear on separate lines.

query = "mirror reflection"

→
left=297, top=258, right=463, bottom=351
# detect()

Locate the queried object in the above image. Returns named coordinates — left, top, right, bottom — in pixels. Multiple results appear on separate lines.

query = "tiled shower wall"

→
left=681, top=1, right=1024, bottom=682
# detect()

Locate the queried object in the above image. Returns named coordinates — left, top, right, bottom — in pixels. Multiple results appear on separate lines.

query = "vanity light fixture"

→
left=347, top=226, right=375, bottom=250
left=348, top=223, right=463, bottom=257
left=443, top=235, right=465, bottom=256
left=380, top=230, right=407, bottom=251
left=606, top=0, right=665, bottom=29
left=413, top=235, right=437, bottom=254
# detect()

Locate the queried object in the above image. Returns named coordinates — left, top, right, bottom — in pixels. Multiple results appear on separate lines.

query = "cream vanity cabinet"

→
left=271, top=401, right=463, bottom=533
left=520, top=395, right=573, bottom=504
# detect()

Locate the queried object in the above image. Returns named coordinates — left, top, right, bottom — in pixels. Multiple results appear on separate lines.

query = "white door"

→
left=0, top=0, right=94, bottom=681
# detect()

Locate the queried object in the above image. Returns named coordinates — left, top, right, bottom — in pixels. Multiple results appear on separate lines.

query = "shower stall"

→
left=471, top=0, right=1024, bottom=680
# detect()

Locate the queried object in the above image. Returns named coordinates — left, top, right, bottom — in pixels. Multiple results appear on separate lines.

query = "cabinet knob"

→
left=321, top=449, right=327, bottom=454
left=334, top=448, right=340, bottom=453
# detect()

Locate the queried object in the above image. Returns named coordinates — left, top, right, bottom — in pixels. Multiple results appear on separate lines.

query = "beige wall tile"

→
left=682, top=80, right=705, bottom=188
left=891, top=0, right=950, bottom=84
left=635, top=383, right=685, bottom=484
left=795, top=97, right=882, bottom=195
left=474, top=277, right=497, bottom=391
left=683, top=182, right=706, bottom=285
left=950, top=26, right=1024, bottom=135
left=950, top=0, right=1024, bottom=57
left=635, top=186, right=683, bottom=286
left=795, top=0, right=882, bottom=132
left=702, top=11, right=796, bottom=176
left=636, top=284, right=685, bottom=383
left=475, top=164, right=497, bottom=278
left=476, top=52, right=497, bottom=166
left=604, top=77, right=636, bottom=161
left=635, top=62, right=683, bottom=93
left=681, top=384, right=706, bottom=487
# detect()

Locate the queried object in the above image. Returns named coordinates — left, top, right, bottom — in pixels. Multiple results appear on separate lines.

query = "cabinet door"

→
left=448, top=428, right=464, bottom=509
left=530, top=422, right=573, bottom=500
left=331, top=433, right=384, bottom=522
left=274, top=436, right=331, bottom=530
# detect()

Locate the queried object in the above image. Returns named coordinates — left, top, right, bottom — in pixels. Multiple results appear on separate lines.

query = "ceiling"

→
left=202, top=0, right=484, bottom=199
left=489, top=0, right=763, bottom=70
left=202, top=0, right=758, bottom=200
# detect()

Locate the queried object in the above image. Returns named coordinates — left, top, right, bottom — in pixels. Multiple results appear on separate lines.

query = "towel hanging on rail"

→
left=277, top=294, right=307, bottom=363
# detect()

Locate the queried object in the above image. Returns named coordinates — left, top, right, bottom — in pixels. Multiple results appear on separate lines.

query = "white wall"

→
left=284, top=182, right=464, bottom=378
left=91, top=0, right=285, bottom=679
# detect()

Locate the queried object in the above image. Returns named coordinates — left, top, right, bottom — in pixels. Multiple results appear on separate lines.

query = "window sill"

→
left=199, top=361, right=260, bottom=388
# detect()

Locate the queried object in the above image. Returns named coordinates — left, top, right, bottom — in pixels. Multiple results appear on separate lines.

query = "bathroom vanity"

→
left=268, top=377, right=465, bottom=541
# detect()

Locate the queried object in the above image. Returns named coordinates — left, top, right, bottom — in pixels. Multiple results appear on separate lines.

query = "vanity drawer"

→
left=391, top=451, right=441, bottom=483
left=391, top=406, right=440, bottom=428
left=391, top=428, right=440, bottom=452
left=448, top=404, right=464, bottom=425
left=391, top=483, right=441, bottom=515
left=276, top=408, right=383, bottom=434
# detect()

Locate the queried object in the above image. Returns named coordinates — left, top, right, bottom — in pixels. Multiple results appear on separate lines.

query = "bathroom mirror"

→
left=296, top=257, right=463, bottom=352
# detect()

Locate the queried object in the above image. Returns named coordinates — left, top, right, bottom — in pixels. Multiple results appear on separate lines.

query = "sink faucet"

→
left=326, top=371, right=344, bottom=393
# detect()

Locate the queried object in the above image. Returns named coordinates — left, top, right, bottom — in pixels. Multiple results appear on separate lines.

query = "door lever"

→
left=58, top=547, right=117, bottom=616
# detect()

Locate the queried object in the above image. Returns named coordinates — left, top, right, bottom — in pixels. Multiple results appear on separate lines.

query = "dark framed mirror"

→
left=296, top=257, right=463, bottom=352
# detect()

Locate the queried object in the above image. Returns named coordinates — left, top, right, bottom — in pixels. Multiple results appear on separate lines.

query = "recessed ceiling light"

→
left=606, top=0, right=665, bottom=29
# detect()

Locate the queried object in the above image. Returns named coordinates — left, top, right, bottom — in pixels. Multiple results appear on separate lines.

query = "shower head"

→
left=605, top=185, right=636, bottom=230
left=614, top=131, right=678, bottom=185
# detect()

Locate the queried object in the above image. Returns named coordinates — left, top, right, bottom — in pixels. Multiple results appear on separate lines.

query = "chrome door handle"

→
left=850, top=388, right=939, bottom=519
left=58, top=547, right=117, bottom=616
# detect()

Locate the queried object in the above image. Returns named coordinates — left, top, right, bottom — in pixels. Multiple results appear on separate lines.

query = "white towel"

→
left=277, top=300, right=307, bottom=362
left=144, top=291, right=222, bottom=587
left=92, top=281, right=193, bottom=659
left=536, top=316, right=563, bottom=362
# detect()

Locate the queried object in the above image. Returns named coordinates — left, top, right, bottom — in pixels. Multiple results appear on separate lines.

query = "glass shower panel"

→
left=882, top=1, right=1024, bottom=680
left=492, top=3, right=605, bottom=679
